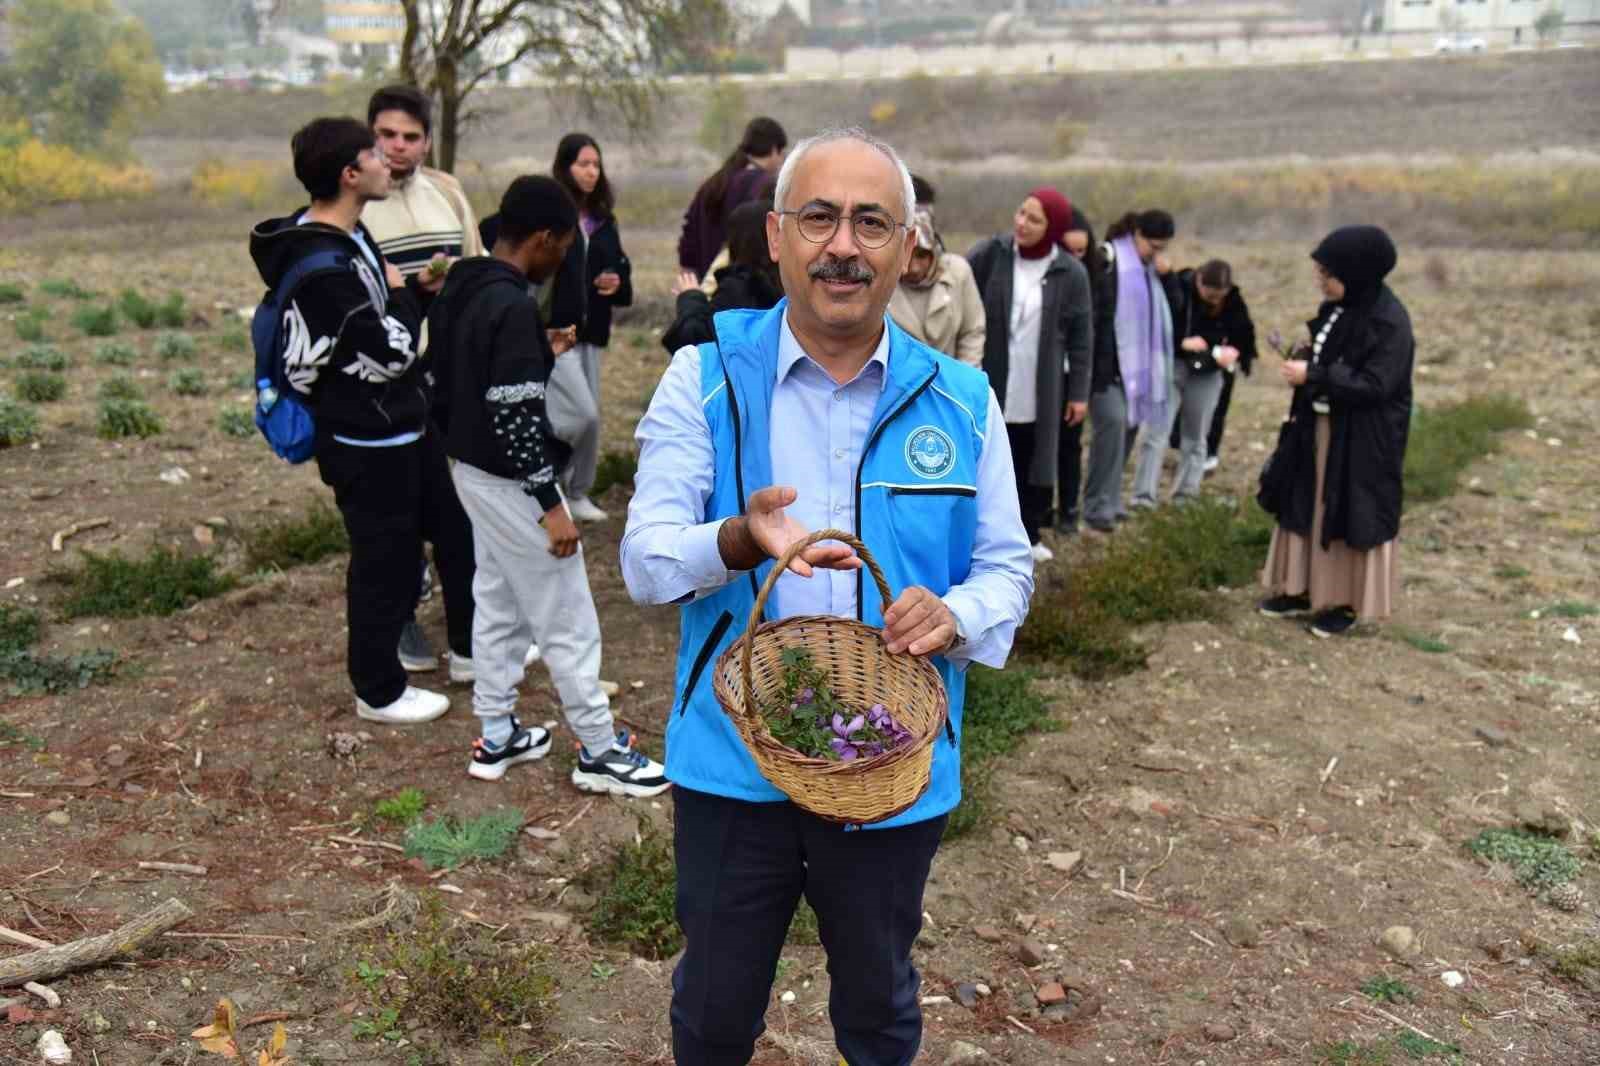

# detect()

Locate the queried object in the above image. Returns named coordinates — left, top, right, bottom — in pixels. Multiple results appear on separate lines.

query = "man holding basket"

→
left=622, top=127, right=1033, bottom=1065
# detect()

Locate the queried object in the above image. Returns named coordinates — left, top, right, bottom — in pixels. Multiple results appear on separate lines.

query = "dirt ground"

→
left=2, top=203, right=1598, bottom=1066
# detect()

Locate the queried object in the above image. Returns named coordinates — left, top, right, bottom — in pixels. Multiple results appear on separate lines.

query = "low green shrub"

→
left=98, top=375, right=142, bottom=401
left=13, top=309, right=49, bottom=342
left=243, top=502, right=349, bottom=570
left=219, top=327, right=248, bottom=352
left=154, top=331, right=197, bottom=361
left=39, top=278, right=95, bottom=300
left=591, top=448, right=639, bottom=498
left=1405, top=396, right=1534, bottom=505
left=15, top=344, right=66, bottom=370
left=218, top=405, right=255, bottom=438
left=0, top=397, right=39, bottom=446
left=53, top=546, right=236, bottom=619
left=1467, top=827, right=1581, bottom=892
left=947, top=666, right=1057, bottom=839
left=119, top=289, right=186, bottom=330
left=0, top=601, right=119, bottom=696
left=70, top=303, right=119, bottom=337
left=14, top=371, right=65, bottom=403
left=169, top=367, right=207, bottom=396
left=584, top=816, right=681, bottom=959
left=0, top=282, right=24, bottom=303
left=93, top=340, right=138, bottom=366
left=97, top=397, right=161, bottom=438
left=403, top=809, right=523, bottom=870
left=373, top=787, right=427, bottom=826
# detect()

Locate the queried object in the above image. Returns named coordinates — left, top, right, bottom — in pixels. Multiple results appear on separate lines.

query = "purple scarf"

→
left=1112, top=234, right=1173, bottom=427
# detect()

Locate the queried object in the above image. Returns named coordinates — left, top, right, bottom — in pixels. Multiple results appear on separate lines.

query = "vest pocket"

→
left=679, top=610, right=733, bottom=716
left=888, top=485, right=977, bottom=497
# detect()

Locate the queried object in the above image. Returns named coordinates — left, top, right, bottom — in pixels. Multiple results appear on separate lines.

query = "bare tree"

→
left=399, top=0, right=725, bottom=172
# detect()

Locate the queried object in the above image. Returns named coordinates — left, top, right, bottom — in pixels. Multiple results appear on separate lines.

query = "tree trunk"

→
left=436, top=55, right=461, bottom=174
left=398, top=0, right=422, bottom=85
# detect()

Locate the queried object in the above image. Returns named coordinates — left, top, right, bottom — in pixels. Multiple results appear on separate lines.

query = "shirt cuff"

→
left=939, top=591, right=983, bottom=668
left=681, top=517, right=734, bottom=596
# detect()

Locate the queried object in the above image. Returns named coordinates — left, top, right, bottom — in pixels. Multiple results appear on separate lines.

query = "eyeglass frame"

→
left=775, top=201, right=909, bottom=250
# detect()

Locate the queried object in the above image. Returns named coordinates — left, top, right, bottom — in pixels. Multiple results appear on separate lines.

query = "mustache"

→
left=808, top=257, right=875, bottom=284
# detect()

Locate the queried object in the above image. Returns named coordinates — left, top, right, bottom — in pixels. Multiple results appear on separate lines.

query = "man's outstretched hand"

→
left=717, top=486, right=862, bottom=577
left=883, top=586, right=958, bottom=657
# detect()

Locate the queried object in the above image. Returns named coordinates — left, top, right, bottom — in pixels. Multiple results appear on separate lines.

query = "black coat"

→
left=1088, top=243, right=1181, bottom=393
left=1266, top=285, right=1414, bottom=550
left=548, top=215, right=633, bottom=348
left=660, top=264, right=783, bottom=354
left=1166, top=269, right=1257, bottom=376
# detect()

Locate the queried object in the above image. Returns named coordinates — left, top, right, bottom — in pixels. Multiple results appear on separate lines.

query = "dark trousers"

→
left=1168, top=370, right=1237, bottom=459
left=1056, top=417, right=1083, bottom=528
left=314, top=429, right=475, bottom=707
left=670, top=787, right=946, bottom=1066
left=1005, top=422, right=1053, bottom=545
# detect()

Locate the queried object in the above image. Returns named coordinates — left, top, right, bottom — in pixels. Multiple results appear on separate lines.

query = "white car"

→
left=1434, top=35, right=1487, bottom=54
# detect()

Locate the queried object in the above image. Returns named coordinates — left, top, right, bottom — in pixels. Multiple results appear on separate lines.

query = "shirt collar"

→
left=777, top=310, right=891, bottom=392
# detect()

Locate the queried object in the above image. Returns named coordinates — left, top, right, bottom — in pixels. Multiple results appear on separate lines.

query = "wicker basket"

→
left=712, top=528, right=949, bottom=825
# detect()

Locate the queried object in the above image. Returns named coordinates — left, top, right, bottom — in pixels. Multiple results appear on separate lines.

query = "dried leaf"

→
left=192, top=997, right=240, bottom=1058
left=270, top=1023, right=286, bottom=1055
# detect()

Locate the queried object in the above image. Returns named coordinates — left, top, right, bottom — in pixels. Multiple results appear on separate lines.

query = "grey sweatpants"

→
left=449, top=460, right=615, bottom=754
left=547, top=342, right=601, bottom=498
left=1132, top=361, right=1225, bottom=506
left=1084, top=385, right=1137, bottom=527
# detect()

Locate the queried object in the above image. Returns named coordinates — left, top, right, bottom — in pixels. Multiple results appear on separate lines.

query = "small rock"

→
left=1222, top=914, right=1260, bottom=948
left=954, top=982, right=980, bottom=1009
left=1013, top=912, right=1037, bottom=933
left=1035, top=981, right=1067, bottom=1006
left=326, top=732, right=361, bottom=759
left=37, top=1029, right=73, bottom=1064
left=183, top=626, right=209, bottom=644
left=1011, top=835, right=1029, bottom=854
left=920, top=995, right=951, bottom=1006
left=525, top=827, right=560, bottom=841
left=7, top=1003, right=35, bottom=1024
left=1474, top=724, right=1511, bottom=747
left=974, top=982, right=992, bottom=997
left=916, top=928, right=941, bottom=949
left=1516, top=802, right=1569, bottom=839
left=943, top=1040, right=990, bottom=1065
left=4, top=577, right=23, bottom=589
left=1017, top=939, right=1047, bottom=966
left=1203, top=1022, right=1236, bottom=1043
left=44, top=810, right=70, bottom=828
left=779, top=990, right=796, bottom=1005
left=157, top=466, right=191, bottom=485
left=1380, top=925, right=1418, bottom=959
left=1440, top=970, right=1465, bottom=988
left=1045, top=851, right=1083, bottom=875
left=1561, top=625, right=1581, bottom=645
left=972, top=924, right=1004, bottom=944
left=1040, top=1002, right=1070, bottom=1022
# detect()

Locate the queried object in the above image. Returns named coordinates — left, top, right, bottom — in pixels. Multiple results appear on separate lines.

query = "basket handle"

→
left=739, top=527, right=895, bottom=721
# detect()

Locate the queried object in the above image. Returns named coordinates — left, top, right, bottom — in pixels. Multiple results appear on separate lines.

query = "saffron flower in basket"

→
left=764, top=648, right=915, bottom=761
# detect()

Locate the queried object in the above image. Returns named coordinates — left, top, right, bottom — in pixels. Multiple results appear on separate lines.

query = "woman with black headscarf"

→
left=1258, top=225, right=1413, bottom=638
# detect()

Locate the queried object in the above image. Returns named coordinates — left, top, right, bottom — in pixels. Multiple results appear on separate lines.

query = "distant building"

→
left=325, top=1, right=406, bottom=44
left=1383, top=0, right=1570, bottom=33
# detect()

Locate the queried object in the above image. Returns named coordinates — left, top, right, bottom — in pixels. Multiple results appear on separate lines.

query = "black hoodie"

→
left=1166, top=268, right=1257, bottom=376
left=248, top=212, right=427, bottom=441
left=425, top=256, right=569, bottom=512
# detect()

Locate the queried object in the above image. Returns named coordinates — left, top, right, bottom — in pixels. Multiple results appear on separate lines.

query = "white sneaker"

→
left=1204, top=455, right=1221, bottom=474
left=1030, top=542, right=1055, bottom=563
left=451, top=642, right=541, bottom=685
left=356, top=685, right=449, bottom=725
left=567, top=496, right=608, bottom=522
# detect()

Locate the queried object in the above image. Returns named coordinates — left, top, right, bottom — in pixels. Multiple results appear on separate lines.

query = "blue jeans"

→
left=670, top=787, right=947, bottom=1066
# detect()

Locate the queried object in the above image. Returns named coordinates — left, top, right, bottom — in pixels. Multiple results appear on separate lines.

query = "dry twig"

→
left=22, top=981, right=60, bottom=1007
left=50, top=517, right=111, bottom=552
left=0, top=925, right=53, bottom=950
left=328, top=835, right=405, bottom=853
left=0, top=898, right=191, bottom=987
left=1135, top=837, right=1176, bottom=894
left=136, top=861, right=208, bottom=876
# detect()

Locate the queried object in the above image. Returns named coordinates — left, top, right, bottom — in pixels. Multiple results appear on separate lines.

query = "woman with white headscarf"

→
left=888, top=207, right=986, bottom=367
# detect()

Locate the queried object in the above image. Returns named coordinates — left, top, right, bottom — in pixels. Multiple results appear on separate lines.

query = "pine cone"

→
left=1547, top=882, right=1583, bottom=912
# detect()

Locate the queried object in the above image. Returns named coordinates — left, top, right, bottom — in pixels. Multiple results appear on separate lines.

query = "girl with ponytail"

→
left=677, top=117, right=787, bottom=278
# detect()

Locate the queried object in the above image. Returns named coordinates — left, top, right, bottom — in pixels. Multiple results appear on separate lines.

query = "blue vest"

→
left=665, top=301, right=992, bottom=829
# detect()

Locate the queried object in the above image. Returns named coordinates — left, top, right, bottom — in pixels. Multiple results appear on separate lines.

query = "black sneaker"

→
left=1308, top=607, right=1358, bottom=639
left=571, top=731, right=670, bottom=798
left=1258, top=594, right=1312, bottom=618
left=1054, top=514, right=1079, bottom=537
left=469, top=719, right=552, bottom=781
left=398, top=620, right=439, bottom=672
left=1085, top=518, right=1116, bottom=534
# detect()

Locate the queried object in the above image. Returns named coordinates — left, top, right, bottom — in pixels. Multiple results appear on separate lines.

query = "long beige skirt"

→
left=1261, top=415, right=1399, bottom=621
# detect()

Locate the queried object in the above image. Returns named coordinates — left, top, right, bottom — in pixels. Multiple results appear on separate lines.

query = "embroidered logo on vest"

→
left=905, top=425, right=956, bottom=479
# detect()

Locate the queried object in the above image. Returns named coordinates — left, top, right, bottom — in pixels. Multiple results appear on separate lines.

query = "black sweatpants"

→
left=1005, top=421, right=1053, bottom=545
left=670, top=787, right=946, bottom=1066
left=314, top=429, right=475, bottom=707
left=1056, top=416, right=1084, bottom=528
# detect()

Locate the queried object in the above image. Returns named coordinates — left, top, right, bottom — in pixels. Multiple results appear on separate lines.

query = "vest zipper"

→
left=713, top=338, right=763, bottom=606
left=888, top=485, right=976, bottom=498
left=679, top=609, right=733, bottom=716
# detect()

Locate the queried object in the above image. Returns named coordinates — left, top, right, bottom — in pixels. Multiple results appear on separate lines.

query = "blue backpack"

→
left=250, top=249, right=345, bottom=463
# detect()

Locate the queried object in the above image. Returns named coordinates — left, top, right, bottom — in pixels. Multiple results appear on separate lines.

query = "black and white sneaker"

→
left=399, top=620, right=439, bottom=672
left=469, top=719, right=552, bottom=781
left=1258, top=594, right=1312, bottom=618
left=571, top=731, right=670, bottom=798
left=1308, top=607, right=1358, bottom=639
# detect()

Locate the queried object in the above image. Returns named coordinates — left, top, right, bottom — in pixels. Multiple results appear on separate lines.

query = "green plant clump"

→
left=218, top=405, right=255, bottom=438
left=98, top=375, right=142, bottom=402
left=0, top=397, right=40, bottom=446
left=154, top=332, right=198, bottom=361
left=70, top=303, right=119, bottom=337
left=119, top=289, right=187, bottom=330
left=584, top=816, right=681, bottom=959
left=169, top=367, right=207, bottom=396
left=219, top=327, right=248, bottom=352
left=1359, top=975, right=1417, bottom=1003
left=1392, top=626, right=1450, bottom=654
left=15, top=344, right=67, bottom=370
left=1544, top=601, right=1598, bottom=619
left=13, top=309, right=49, bottom=342
left=97, top=397, right=162, bottom=439
left=373, top=787, right=427, bottom=825
left=13, top=371, right=65, bottom=403
left=946, top=665, right=1057, bottom=838
left=590, top=448, right=638, bottom=497
left=0, top=604, right=117, bottom=697
left=0, top=282, right=24, bottom=303
left=403, top=809, right=522, bottom=870
left=1467, top=827, right=1581, bottom=892
left=93, top=340, right=138, bottom=366
left=39, top=279, right=95, bottom=300
left=243, top=503, right=350, bottom=571
left=1404, top=395, right=1534, bottom=505
left=54, top=546, right=236, bottom=619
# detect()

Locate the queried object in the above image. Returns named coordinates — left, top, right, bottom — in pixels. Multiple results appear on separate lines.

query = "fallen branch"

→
left=328, top=835, right=405, bottom=854
left=0, top=898, right=191, bottom=987
left=1365, top=1004, right=1445, bottom=1045
left=241, top=1010, right=299, bottom=1030
left=163, top=932, right=312, bottom=943
left=136, top=862, right=208, bottom=876
left=50, top=517, right=111, bottom=553
left=0, top=925, right=53, bottom=950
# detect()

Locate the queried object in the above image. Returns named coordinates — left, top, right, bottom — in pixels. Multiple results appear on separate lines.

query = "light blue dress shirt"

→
left=621, top=312, right=1033, bottom=669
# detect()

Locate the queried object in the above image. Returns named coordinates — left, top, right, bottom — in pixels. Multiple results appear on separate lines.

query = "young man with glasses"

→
left=623, top=127, right=1033, bottom=1065
left=248, top=117, right=452, bottom=726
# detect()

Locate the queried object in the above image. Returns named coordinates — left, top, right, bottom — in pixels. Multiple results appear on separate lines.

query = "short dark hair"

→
left=910, top=173, right=936, bottom=206
left=367, top=84, right=431, bottom=135
left=496, top=175, right=578, bottom=245
left=551, top=132, right=615, bottom=220
left=291, top=117, right=375, bottom=202
left=1197, top=259, right=1232, bottom=289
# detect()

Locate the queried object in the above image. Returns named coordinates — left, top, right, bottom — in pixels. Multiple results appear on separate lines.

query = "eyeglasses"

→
left=778, top=205, right=904, bottom=250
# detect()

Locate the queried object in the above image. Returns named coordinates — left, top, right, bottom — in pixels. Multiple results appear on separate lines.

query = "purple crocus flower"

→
left=797, top=687, right=815, bottom=705
left=829, top=738, right=858, bottom=761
